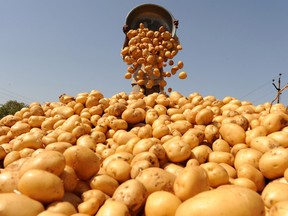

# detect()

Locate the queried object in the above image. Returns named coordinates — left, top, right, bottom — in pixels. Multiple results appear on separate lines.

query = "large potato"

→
left=175, top=185, right=265, bottom=216
left=174, top=165, right=209, bottom=201
left=219, top=122, right=246, bottom=146
left=135, top=167, right=176, bottom=195
left=145, top=191, right=182, bottom=216
left=0, top=170, right=19, bottom=193
left=18, top=169, right=65, bottom=204
left=0, top=193, right=44, bottom=216
left=112, top=179, right=147, bottom=215
left=63, top=145, right=100, bottom=180
left=259, top=147, right=288, bottom=179
left=261, top=182, right=288, bottom=209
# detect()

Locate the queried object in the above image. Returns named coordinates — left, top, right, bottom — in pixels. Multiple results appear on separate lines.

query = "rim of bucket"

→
left=125, top=3, right=176, bottom=37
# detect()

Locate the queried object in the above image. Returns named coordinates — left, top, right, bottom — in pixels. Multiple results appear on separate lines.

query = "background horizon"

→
left=0, top=1, right=287, bottom=106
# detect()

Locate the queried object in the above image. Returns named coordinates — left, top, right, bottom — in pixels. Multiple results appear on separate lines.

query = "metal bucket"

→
left=125, top=4, right=177, bottom=37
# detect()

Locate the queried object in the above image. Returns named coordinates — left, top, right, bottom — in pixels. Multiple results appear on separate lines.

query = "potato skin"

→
left=112, top=179, right=147, bottom=215
left=18, top=169, right=65, bottom=204
left=175, top=185, right=265, bottom=216
left=63, top=145, right=100, bottom=180
left=0, top=193, right=44, bottom=216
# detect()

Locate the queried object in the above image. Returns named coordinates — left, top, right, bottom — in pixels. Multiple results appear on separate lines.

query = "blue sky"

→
left=0, top=0, right=287, bottom=106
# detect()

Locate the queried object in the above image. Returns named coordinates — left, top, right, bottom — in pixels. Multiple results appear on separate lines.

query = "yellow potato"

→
left=267, top=131, right=288, bottom=148
left=145, top=191, right=182, bottom=216
left=261, top=182, right=288, bottom=209
left=259, top=147, right=288, bottom=179
left=175, top=185, right=265, bottom=216
left=96, top=199, right=130, bottom=216
left=269, top=200, right=288, bottom=216
left=191, top=145, right=212, bottom=164
left=0, top=170, right=19, bottom=193
left=60, top=165, right=78, bottom=192
left=46, top=201, right=77, bottom=215
left=200, top=162, right=230, bottom=188
left=232, top=177, right=257, bottom=191
left=135, top=167, right=176, bottom=195
left=18, top=169, right=65, bottom=204
left=0, top=193, right=44, bottom=216
left=234, top=148, right=262, bottom=170
left=174, top=165, right=209, bottom=201
left=219, top=123, right=246, bottom=146
left=112, top=179, right=147, bottom=215
left=104, top=158, right=131, bottom=183
left=90, top=174, right=119, bottom=197
left=63, top=145, right=100, bottom=180
left=208, top=151, right=234, bottom=166
left=163, top=139, right=191, bottom=163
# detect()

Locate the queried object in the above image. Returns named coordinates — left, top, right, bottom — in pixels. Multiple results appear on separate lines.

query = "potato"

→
left=130, top=160, right=153, bottom=178
left=78, top=197, right=103, bottom=215
left=260, top=112, right=287, bottom=134
left=63, top=145, right=100, bottom=180
left=174, top=165, right=209, bottom=201
left=219, top=122, right=246, bottom=146
left=130, top=151, right=159, bottom=168
left=259, top=147, right=288, bottom=179
left=121, top=107, right=145, bottom=124
left=112, top=179, right=147, bottom=215
left=18, top=169, right=65, bottom=203
left=200, top=162, right=230, bottom=188
left=205, top=124, right=219, bottom=144
left=145, top=191, right=182, bottom=216
left=135, top=167, right=176, bottom=195
left=269, top=200, right=288, bottom=216
left=175, top=185, right=265, bottom=216
left=234, top=148, right=262, bottom=170
left=163, top=139, right=191, bottom=163
left=191, top=145, right=212, bottom=164
left=211, top=139, right=230, bottom=152
left=96, top=199, right=130, bottom=216
left=90, top=174, right=119, bottom=197
left=232, top=177, right=257, bottom=191
left=3, top=150, right=21, bottom=167
left=261, top=182, right=288, bottom=209
left=45, top=141, right=72, bottom=153
left=19, top=150, right=66, bottom=177
left=237, top=163, right=266, bottom=192
left=208, top=151, right=234, bottom=166
left=0, top=170, right=19, bottom=192
left=195, top=108, right=214, bottom=125
left=0, top=193, right=44, bottom=216
left=105, top=158, right=131, bottom=182
left=60, top=165, right=78, bottom=192
left=162, top=162, right=184, bottom=176
left=267, top=131, right=288, bottom=148
left=249, top=136, right=280, bottom=153
left=219, top=163, right=237, bottom=178
left=47, top=201, right=77, bottom=215
left=245, top=125, right=267, bottom=145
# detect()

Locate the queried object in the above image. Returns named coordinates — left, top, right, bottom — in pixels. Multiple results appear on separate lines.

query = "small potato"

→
left=136, top=167, right=176, bottom=195
left=132, top=138, right=155, bottom=155
left=195, top=108, right=214, bottom=125
left=174, top=165, right=209, bottom=201
left=245, top=125, right=267, bottom=145
left=212, top=139, right=230, bottom=152
left=90, top=174, right=119, bottom=197
left=191, top=145, right=212, bottom=164
left=105, top=159, right=131, bottom=182
left=112, top=179, right=147, bottom=215
left=200, top=162, right=230, bottom=188
left=0, top=193, right=44, bottom=216
left=45, top=142, right=72, bottom=153
left=261, top=182, right=288, bottom=209
left=162, top=162, right=184, bottom=176
left=130, top=151, right=159, bottom=168
left=96, top=199, right=130, bottom=216
left=205, top=124, right=220, bottom=144
left=230, top=143, right=248, bottom=156
left=78, top=197, right=103, bottom=215
left=232, top=177, right=257, bottom=191
left=145, top=191, right=182, bottom=216
left=18, top=169, right=65, bottom=204
left=208, top=151, right=234, bottom=166
left=47, top=201, right=77, bottom=215
left=219, top=123, right=246, bottom=146
left=259, top=147, right=288, bottom=179
left=130, top=160, right=153, bottom=178
left=219, top=163, right=237, bottom=178
left=81, top=189, right=107, bottom=202
left=63, top=145, right=100, bottom=180
left=121, top=107, right=145, bottom=124
left=102, top=151, right=134, bottom=169
left=163, top=139, right=191, bottom=163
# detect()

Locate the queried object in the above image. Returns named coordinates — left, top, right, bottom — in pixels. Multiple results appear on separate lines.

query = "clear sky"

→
left=0, top=0, right=287, bottom=106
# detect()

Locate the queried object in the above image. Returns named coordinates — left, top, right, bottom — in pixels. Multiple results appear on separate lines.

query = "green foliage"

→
left=0, top=100, right=28, bottom=119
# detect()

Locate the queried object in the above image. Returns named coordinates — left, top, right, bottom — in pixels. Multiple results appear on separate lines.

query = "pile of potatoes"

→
left=0, top=89, right=288, bottom=216
left=121, top=23, right=187, bottom=91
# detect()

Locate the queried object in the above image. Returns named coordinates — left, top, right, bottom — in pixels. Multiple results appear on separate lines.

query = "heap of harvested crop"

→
left=0, top=89, right=288, bottom=216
